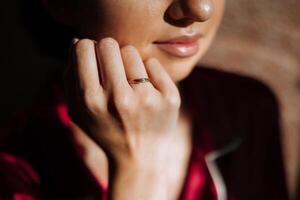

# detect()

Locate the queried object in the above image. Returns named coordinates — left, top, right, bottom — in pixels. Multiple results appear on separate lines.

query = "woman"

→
left=0, top=0, right=290, bottom=199
left=201, top=1, right=300, bottom=199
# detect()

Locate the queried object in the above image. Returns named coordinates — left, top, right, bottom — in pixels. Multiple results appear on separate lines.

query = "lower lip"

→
left=154, top=42, right=199, bottom=58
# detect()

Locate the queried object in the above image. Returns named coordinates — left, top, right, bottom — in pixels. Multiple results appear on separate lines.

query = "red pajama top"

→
left=0, top=67, right=289, bottom=200
left=0, top=103, right=219, bottom=199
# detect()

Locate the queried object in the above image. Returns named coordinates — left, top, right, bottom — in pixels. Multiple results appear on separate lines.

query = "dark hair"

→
left=19, top=0, right=75, bottom=60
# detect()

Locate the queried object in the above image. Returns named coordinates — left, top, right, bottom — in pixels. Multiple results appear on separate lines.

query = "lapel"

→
left=179, top=67, right=289, bottom=200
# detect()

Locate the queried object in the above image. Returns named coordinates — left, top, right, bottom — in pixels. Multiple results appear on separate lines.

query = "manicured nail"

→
left=72, top=38, right=79, bottom=44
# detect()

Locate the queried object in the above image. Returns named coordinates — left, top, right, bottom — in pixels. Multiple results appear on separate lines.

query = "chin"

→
left=159, top=54, right=202, bottom=83
left=163, top=58, right=199, bottom=83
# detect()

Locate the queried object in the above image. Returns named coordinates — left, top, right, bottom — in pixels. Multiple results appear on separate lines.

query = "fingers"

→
left=75, top=40, right=103, bottom=96
left=145, top=58, right=177, bottom=95
left=120, top=46, right=153, bottom=90
left=144, top=58, right=180, bottom=106
left=63, top=38, right=109, bottom=124
left=96, top=38, right=131, bottom=95
left=69, top=37, right=178, bottom=111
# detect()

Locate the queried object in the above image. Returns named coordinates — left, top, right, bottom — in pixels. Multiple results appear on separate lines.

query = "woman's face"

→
left=61, top=0, right=224, bottom=82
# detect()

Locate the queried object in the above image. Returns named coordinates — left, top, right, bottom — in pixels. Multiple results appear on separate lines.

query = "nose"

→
left=166, top=0, right=214, bottom=25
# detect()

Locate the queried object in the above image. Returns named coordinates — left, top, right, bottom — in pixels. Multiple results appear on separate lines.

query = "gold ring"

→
left=128, top=78, right=150, bottom=84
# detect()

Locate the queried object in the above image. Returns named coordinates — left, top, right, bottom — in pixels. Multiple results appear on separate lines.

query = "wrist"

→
left=108, top=160, right=168, bottom=200
left=109, top=156, right=167, bottom=183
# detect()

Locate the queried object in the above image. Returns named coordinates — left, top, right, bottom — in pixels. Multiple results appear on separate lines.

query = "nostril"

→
left=165, top=1, right=187, bottom=22
left=164, top=0, right=214, bottom=27
left=164, top=11, right=195, bottom=27
left=164, top=1, right=195, bottom=27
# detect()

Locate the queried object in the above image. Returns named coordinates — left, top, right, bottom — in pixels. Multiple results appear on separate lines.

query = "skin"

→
left=46, top=0, right=224, bottom=81
left=200, top=1, right=300, bottom=199
left=44, top=0, right=225, bottom=199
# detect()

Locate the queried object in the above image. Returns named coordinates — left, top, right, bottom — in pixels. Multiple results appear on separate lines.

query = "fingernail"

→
left=72, top=38, right=79, bottom=44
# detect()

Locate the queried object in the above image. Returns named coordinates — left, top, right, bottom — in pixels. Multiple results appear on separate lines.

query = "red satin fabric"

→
left=0, top=103, right=218, bottom=200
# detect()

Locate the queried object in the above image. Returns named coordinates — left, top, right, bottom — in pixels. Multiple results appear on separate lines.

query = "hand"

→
left=64, top=37, right=181, bottom=199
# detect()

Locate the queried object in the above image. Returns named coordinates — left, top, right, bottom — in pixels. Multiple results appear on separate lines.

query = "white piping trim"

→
left=205, top=140, right=242, bottom=200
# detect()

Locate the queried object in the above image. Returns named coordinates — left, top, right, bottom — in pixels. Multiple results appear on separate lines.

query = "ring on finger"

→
left=128, top=78, right=151, bottom=85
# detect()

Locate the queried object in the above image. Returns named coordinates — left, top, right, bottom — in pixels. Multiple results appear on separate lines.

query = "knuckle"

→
left=164, top=91, right=181, bottom=108
left=140, top=92, right=157, bottom=110
left=114, top=94, right=135, bottom=114
left=83, top=92, right=104, bottom=115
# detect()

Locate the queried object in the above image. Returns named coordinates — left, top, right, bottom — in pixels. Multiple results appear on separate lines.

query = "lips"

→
left=153, top=33, right=203, bottom=58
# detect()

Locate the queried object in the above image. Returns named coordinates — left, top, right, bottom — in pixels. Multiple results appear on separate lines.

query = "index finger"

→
left=96, top=38, right=131, bottom=95
left=74, top=39, right=105, bottom=102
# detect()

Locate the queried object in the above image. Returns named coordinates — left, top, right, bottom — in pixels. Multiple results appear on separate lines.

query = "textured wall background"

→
left=201, top=0, right=300, bottom=87
left=201, top=2, right=300, bottom=197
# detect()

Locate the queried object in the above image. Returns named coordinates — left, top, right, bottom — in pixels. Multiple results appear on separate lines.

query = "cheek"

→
left=212, top=0, right=225, bottom=28
left=79, top=0, right=224, bottom=82
left=88, top=1, right=167, bottom=47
